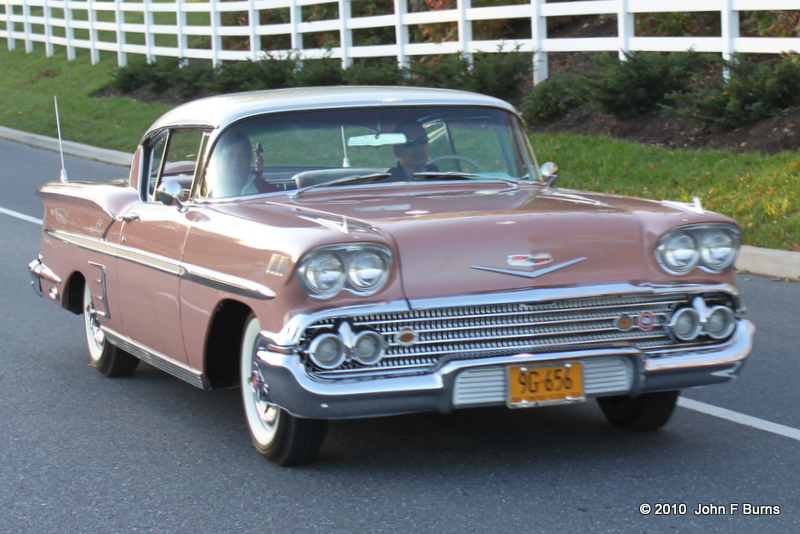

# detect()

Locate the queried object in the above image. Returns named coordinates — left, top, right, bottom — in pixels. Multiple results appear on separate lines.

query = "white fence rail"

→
left=1, top=0, right=799, bottom=82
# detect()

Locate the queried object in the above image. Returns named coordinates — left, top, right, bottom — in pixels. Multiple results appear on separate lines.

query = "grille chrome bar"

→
left=306, top=299, right=686, bottom=331
left=304, top=292, right=733, bottom=378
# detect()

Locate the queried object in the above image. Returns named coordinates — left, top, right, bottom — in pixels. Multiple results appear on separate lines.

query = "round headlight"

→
left=347, top=250, right=389, bottom=292
left=670, top=307, right=701, bottom=341
left=699, top=230, right=736, bottom=271
left=302, top=252, right=346, bottom=296
left=352, top=330, right=386, bottom=365
left=660, top=232, right=700, bottom=274
left=705, top=306, right=735, bottom=339
left=308, top=333, right=346, bottom=369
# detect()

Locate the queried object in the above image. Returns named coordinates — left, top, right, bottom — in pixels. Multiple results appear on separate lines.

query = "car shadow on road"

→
left=103, top=361, right=691, bottom=474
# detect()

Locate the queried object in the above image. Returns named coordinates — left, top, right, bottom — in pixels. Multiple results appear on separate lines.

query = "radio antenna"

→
left=54, top=96, right=69, bottom=183
left=340, top=126, right=350, bottom=168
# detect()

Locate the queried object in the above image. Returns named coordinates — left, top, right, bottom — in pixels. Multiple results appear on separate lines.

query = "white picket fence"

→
left=1, top=0, right=799, bottom=82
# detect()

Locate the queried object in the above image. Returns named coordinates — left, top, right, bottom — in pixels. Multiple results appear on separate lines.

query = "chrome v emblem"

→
left=470, top=257, right=587, bottom=279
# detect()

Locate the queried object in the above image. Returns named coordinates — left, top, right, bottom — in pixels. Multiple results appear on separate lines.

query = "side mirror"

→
left=540, top=161, right=559, bottom=187
left=155, top=180, right=188, bottom=212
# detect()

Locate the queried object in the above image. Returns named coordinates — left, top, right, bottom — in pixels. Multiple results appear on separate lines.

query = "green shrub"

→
left=149, top=57, right=182, bottom=94
left=257, top=53, right=298, bottom=89
left=343, top=59, right=405, bottom=86
left=665, top=54, right=800, bottom=131
left=112, top=56, right=152, bottom=93
left=212, top=60, right=266, bottom=93
left=521, top=74, right=582, bottom=123
left=174, top=60, right=215, bottom=99
left=577, top=51, right=705, bottom=119
left=407, top=54, right=470, bottom=89
left=294, top=56, right=345, bottom=87
left=467, top=47, right=532, bottom=102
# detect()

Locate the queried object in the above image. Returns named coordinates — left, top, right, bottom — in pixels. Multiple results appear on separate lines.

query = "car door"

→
left=114, top=128, right=207, bottom=364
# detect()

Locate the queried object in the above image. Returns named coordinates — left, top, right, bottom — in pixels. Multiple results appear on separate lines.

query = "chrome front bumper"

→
left=255, top=319, right=755, bottom=420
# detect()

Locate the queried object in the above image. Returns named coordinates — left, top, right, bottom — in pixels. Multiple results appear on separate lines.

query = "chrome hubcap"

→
left=85, top=302, right=104, bottom=346
left=250, top=367, right=277, bottom=426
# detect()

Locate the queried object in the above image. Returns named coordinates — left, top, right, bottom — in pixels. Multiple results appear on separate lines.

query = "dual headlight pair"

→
left=298, top=244, right=392, bottom=299
left=308, top=327, right=386, bottom=369
left=669, top=297, right=736, bottom=341
left=656, top=224, right=740, bottom=275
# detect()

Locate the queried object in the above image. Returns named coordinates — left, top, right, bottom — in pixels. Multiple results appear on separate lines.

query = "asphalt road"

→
left=1, top=138, right=799, bottom=533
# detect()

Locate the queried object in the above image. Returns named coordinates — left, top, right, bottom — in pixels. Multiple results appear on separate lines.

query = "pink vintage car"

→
left=29, top=87, right=755, bottom=465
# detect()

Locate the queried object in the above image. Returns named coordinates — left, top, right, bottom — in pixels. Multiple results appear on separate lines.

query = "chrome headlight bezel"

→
left=656, top=224, right=740, bottom=275
left=298, top=244, right=393, bottom=299
left=298, top=251, right=346, bottom=298
left=347, top=249, right=390, bottom=292
left=698, top=228, right=738, bottom=271
left=657, top=231, right=700, bottom=274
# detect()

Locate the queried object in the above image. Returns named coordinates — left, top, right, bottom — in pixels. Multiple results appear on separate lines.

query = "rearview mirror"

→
left=347, top=133, right=407, bottom=147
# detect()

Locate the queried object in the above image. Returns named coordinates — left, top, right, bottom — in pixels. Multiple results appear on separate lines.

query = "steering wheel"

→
left=425, top=154, right=484, bottom=173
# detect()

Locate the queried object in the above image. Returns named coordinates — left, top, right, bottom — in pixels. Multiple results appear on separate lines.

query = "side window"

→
left=144, top=129, right=208, bottom=202
left=146, top=134, right=168, bottom=200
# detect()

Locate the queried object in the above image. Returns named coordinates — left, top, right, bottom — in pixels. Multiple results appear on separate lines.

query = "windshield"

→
left=198, top=105, right=539, bottom=199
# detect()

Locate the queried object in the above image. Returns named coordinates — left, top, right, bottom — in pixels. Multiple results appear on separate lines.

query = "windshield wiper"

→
left=292, top=172, right=392, bottom=198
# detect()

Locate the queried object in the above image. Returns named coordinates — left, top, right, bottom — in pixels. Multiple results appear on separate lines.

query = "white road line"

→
left=0, top=206, right=42, bottom=225
left=5, top=202, right=799, bottom=444
left=679, top=397, right=800, bottom=442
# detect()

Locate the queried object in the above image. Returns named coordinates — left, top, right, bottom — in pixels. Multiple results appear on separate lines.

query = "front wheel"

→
left=240, top=315, right=327, bottom=466
left=83, top=283, right=139, bottom=377
left=596, top=390, right=679, bottom=431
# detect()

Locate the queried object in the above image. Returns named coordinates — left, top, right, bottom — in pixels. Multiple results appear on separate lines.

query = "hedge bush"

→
left=109, top=50, right=800, bottom=139
left=109, top=50, right=532, bottom=104
left=665, top=54, right=800, bottom=131
left=574, top=51, right=706, bottom=120
left=467, top=47, right=531, bottom=102
left=521, top=74, right=582, bottom=123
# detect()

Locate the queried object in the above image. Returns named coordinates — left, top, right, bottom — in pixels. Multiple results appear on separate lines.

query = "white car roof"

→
left=145, top=86, right=517, bottom=136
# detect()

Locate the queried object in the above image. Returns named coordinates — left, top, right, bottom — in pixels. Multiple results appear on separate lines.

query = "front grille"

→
left=302, top=291, right=733, bottom=378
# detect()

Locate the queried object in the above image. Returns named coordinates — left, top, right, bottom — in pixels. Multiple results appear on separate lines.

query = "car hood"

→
left=243, top=182, right=731, bottom=300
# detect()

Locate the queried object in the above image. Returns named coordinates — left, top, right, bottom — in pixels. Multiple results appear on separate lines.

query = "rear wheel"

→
left=240, top=315, right=327, bottom=466
left=83, top=283, right=139, bottom=377
left=597, top=390, right=680, bottom=431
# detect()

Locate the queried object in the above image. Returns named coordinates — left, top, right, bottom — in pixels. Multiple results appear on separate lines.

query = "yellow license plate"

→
left=507, top=362, right=584, bottom=408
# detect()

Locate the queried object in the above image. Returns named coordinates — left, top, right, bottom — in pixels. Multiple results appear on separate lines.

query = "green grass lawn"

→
left=1, top=46, right=798, bottom=251
left=0, top=46, right=170, bottom=152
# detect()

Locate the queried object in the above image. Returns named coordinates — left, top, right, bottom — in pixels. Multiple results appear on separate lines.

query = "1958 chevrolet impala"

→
left=29, top=86, right=755, bottom=465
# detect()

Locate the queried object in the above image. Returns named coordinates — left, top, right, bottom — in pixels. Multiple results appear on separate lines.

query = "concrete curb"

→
left=737, top=246, right=800, bottom=280
left=0, top=125, right=133, bottom=167
left=2, top=126, right=798, bottom=280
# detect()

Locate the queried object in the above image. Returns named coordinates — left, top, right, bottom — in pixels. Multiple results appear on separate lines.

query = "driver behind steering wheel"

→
left=386, top=121, right=439, bottom=182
